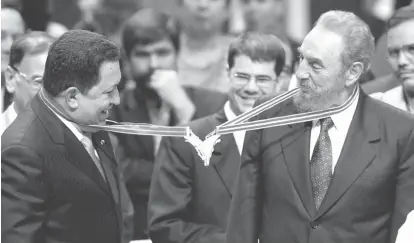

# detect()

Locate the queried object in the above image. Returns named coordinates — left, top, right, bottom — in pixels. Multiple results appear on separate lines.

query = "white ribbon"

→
left=39, top=87, right=359, bottom=166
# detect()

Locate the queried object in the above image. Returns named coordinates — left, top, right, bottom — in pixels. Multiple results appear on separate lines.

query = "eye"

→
left=298, top=53, right=304, bottom=61
left=310, top=62, right=322, bottom=70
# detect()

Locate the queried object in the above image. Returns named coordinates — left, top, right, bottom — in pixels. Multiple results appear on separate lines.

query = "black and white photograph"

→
left=1, top=0, right=414, bottom=243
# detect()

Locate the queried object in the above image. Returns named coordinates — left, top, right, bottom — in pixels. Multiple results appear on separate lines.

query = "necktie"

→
left=81, top=132, right=107, bottom=182
left=310, top=117, right=334, bottom=210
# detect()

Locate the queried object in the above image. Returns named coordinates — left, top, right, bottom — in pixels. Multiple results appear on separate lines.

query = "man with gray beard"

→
left=226, top=10, right=414, bottom=243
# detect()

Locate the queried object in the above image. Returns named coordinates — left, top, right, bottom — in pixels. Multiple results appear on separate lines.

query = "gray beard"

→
left=292, top=88, right=344, bottom=113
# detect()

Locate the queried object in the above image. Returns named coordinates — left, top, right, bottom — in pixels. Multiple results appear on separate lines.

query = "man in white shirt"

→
left=227, top=10, right=414, bottom=243
left=148, top=33, right=287, bottom=243
left=1, top=31, right=54, bottom=135
left=371, top=5, right=414, bottom=114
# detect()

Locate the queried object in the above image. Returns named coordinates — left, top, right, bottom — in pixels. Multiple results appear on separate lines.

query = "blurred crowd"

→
left=1, top=0, right=414, bottom=243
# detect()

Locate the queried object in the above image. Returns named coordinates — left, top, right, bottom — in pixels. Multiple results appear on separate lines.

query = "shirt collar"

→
left=224, top=101, right=237, bottom=122
left=50, top=108, right=85, bottom=142
left=312, top=90, right=360, bottom=131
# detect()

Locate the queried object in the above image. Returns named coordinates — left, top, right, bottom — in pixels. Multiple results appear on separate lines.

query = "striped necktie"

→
left=81, top=132, right=107, bottom=182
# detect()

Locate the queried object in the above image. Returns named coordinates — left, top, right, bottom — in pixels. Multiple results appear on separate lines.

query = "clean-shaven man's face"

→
left=228, top=54, right=282, bottom=115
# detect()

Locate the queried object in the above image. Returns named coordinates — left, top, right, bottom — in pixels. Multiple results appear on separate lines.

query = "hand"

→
left=149, top=70, right=195, bottom=124
left=149, top=70, right=188, bottom=109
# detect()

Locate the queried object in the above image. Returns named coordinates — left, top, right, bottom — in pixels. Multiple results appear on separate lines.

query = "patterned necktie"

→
left=81, top=132, right=107, bottom=182
left=310, top=117, right=334, bottom=210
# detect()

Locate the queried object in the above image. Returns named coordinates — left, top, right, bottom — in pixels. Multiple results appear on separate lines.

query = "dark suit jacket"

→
left=1, top=94, right=125, bottom=243
left=361, top=74, right=400, bottom=94
left=226, top=90, right=414, bottom=243
left=110, top=86, right=228, bottom=239
left=148, top=109, right=240, bottom=243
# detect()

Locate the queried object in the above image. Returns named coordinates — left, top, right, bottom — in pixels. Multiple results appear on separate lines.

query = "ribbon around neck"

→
left=39, top=87, right=359, bottom=166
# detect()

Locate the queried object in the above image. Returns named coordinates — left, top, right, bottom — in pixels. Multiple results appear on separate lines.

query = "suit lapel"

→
left=93, top=131, right=120, bottom=205
left=64, top=128, right=112, bottom=195
left=209, top=110, right=241, bottom=198
left=316, top=93, right=380, bottom=218
left=281, top=122, right=317, bottom=218
left=212, top=134, right=240, bottom=198
left=31, top=94, right=112, bottom=195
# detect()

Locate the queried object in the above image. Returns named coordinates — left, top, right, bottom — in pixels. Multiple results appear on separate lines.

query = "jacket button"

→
left=311, top=222, right=319, bottom=229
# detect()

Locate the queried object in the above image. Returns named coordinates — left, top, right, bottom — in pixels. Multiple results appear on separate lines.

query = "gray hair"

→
left=315, top=10, right=375, bottom=73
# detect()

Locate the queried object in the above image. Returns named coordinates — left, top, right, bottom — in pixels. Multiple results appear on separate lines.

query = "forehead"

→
left=300, top=26, right=344, bottom=62
left=19, top=52, right=49, bottom=74
left=231, top=54, right=276, bottom=76
left=387, top=19, right=414, bottom=47
left=132, top=39, right=175, bottom=53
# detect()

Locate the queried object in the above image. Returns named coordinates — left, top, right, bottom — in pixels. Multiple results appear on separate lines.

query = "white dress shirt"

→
left=224, top=101, right=246, bottom=155
left=51, top=110, right=100, bottom=159
left=396, top=210, right=414, bottom=243
left=309, top=91, right=359, bottom=173
left=1, top=102, right=18, bottom=136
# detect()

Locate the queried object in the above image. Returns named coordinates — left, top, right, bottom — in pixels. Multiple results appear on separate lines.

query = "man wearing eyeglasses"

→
left=371, top=6, right=414, bottom=114
left=1, top=31, right=55, bottom=135
left=148, top=32, right=286, bottom=243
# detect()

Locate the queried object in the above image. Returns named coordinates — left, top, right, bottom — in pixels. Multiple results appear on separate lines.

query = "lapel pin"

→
left=100, top=140, right=105, bottom=146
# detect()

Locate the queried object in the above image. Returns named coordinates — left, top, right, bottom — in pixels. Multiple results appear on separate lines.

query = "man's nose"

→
left=149, top=54, right=160, bottom=69
left=397, top=52, right=410, bottom=68
left=295, top=60, right=310, bottom=81
left=244, top=78, right=260, bottom=93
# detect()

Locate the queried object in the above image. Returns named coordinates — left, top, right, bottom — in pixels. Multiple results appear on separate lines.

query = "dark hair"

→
left=9, top=31, right=55, bottom=68
left=227, top=32, right=285, bottom=76
left=43, top=30, right=120, bottom=96
left=122, top=8, right=179, bottom=57
left=386, top=5, right=414, bottom=30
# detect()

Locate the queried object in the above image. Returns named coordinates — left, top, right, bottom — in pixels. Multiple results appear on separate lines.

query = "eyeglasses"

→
left=9, top=65, right=43, bottom=86
left=388, top=44, right=414, bottom=60
left=232, top=72, right=277, bottom=89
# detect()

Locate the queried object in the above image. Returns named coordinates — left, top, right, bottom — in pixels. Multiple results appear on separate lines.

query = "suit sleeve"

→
left=148, top=137, right=226, bottom=243
left=391, top=125, right=414, bottom=242
left=1, top=145, right=48, bottom=243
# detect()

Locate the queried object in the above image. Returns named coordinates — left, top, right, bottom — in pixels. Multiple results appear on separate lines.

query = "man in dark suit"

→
left=148, top=32, right=286, bottom=243
left=2, top=30, right=131, bottom=243
left=227, top=10, right=414, bottom=243
left=110, top=9, right=228, bottom=240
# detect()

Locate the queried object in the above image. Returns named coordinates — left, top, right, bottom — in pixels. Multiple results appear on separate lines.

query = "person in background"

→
left=177, top=0, right=233, bottom=93
left=1, top=7, right=25, bottom=112
left=148, top=32, right=286, bottom=243
left=243, top=0, right=300, bottom=75
left=73, top=0, right=104, bottom=35
left=2, top=30, right=129, bottom=243
left=111, top=8, right=228, bottom=240
left=1, top=31, right=54, bottom=135
left=227, top=10, right=414, bottom=243
left=370, top=5, right=414, bottom=113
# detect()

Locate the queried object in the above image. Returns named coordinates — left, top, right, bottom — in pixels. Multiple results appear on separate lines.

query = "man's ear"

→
left=62, top=87, right=82, bottom=110
left=4, top=66, right=17, bottom=93
left=345, top=62, right=364, bottom=87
